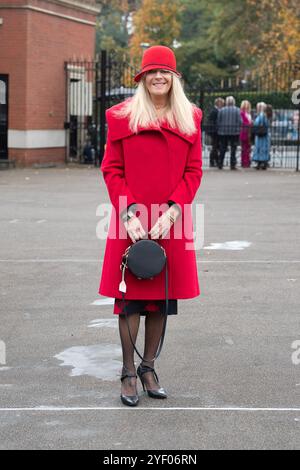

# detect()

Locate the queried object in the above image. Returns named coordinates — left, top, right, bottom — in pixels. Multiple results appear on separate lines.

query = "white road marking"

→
left=0, top=406, right=300, bottom=412
left=88, top=319, right=118, bottom=328
left=0, top=259, right=299, bottom=264
left=198, top=260, right=300, bottom=263
left=91, top=298, right=114, bottom=306
left=204, top=241, right=252, bottom=251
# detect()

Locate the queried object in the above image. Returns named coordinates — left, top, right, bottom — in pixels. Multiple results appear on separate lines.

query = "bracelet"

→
left=166, top=211, right=175, bottom=224
left=127, top=214, right=137, bottom=223
left=121, top=208, right=136, bottom=223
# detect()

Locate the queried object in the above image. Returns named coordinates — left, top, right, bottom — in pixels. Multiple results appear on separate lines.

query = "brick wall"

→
left=0, top=0, right=100, bottom=166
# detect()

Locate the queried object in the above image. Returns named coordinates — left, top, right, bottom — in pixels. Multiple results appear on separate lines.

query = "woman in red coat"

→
left=99, top=45, right=203, bottom=406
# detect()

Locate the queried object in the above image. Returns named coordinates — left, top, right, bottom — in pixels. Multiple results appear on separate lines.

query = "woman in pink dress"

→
left=240, top=100, right=252, bottom=168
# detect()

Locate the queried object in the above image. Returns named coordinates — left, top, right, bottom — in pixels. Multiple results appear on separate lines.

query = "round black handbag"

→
left=119, top=239, right=169, bottom=362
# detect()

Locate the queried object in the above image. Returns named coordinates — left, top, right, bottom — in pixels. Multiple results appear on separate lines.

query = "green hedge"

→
left=186, top=88, right=299, bottom=112
left=200, top=91, right=299, bottom=114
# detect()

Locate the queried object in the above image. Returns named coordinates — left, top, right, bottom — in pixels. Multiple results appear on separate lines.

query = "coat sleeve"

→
left=217, top=109, right=221, bottom=132
left=167, top=109, right=203, bottom=211
left=100, top=127, right=136, bottom=215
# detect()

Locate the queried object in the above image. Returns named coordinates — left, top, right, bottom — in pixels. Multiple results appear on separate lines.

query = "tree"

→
left=177, top=0, right=300, bottom=83
left=129, top=0, right=183, bottom=66
left=95, top=0, right=140, bottom=54
left=207, top=0, right=300, bottom=73
left=95, top=0, right=300, bottom=82
left=176, top=0, right=235, bottom=84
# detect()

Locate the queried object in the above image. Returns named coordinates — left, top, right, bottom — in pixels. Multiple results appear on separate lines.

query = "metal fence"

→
left=64, top=51, right=136, bottom=165
left=64, top=60, right=99, bottom=164
left=199, top=108, right=300, bottom=170
left=64, top=56, right=300, bottom=170
left=189, top=62, right=300, bottom=170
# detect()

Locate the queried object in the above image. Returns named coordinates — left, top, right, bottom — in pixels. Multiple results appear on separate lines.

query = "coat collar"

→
left=106, top=104, right=200, bottom=144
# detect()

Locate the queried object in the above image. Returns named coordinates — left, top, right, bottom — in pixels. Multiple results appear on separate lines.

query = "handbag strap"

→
left=121, top=259, right=169, bottom=363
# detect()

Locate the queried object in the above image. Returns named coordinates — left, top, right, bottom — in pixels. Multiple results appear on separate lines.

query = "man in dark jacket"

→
left=217, top=96, right=242, bottom=170
left=207, top=98, right=225, bottom=167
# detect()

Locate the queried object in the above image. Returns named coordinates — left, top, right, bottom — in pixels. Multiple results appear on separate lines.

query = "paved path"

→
left=0, top=165, right=299, bottom=449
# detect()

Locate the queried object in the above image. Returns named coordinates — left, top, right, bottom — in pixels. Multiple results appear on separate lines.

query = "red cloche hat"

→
left=134, top=45, right=182, bottom=83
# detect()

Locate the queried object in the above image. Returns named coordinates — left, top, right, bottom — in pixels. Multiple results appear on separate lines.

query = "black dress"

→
left=113, top=298, right=178, bottom=316
left=115, top=200, right=178, bottom=316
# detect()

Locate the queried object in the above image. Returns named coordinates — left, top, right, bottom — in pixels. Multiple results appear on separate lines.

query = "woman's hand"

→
left=149, top=205, right=181, bottom=240
left=124, top=215, right=147, bottom=243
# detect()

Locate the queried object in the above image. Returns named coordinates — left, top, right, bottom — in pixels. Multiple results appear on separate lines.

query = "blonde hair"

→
left=257, top=102, right=266, bottom=113
left=240, top=100, right=251, bottom=112
left=112, top=73, right=198, bottom=136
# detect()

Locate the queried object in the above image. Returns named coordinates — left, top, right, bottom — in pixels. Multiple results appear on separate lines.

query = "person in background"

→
left=217, top=96, right=242, bottom=170
left=240, top=100, right=253, bottom=168
left=265, top=104, right=273, bottom=169
left=207, top=97, right=225, bottom=167
left=252, top=102, right=270, bottom=170
left=83, top=139, right=95, bottom=164
left=265, top=104, right=273, bottom=122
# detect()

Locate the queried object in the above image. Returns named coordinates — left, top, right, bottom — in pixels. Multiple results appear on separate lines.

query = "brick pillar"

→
left=0, top=0, right=100, bottom=166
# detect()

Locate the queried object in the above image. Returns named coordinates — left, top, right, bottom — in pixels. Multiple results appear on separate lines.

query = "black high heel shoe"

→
left=137, top=364, right=167, bottom=399
left=120, top=366, right=139, bottom=407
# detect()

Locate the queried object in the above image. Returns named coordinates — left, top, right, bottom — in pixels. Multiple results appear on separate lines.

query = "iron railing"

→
left=64, top=57, right=300, bottom=170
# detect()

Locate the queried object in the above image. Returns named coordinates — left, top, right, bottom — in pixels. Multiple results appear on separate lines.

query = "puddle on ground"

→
left=54, top=344, right=122, bottom=381
left=204, top=241, right=252, bottom=251
left=88, top=318, right=118, bottom=329
left=223, top=336, right=235, bottom=346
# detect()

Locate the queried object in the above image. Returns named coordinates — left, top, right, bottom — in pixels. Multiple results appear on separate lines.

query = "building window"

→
left=0, top=81, right=6, bottom=105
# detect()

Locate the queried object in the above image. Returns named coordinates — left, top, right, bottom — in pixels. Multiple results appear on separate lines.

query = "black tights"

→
left=118, top=310, right=165, bottom=372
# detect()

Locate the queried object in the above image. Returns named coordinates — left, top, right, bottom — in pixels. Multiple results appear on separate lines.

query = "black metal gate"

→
left=64, top=60, right=100, bottom=164
left=64, top=55, right=299, bottom=170
left=0, top=74, right=9, bottom=160
left=64, top=51, right=136, bottom=166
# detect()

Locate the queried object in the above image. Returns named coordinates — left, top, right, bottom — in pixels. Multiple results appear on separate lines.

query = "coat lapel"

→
left=160, top=120, right=198, bottom=144
left=107, top=107, right=199, bottom=144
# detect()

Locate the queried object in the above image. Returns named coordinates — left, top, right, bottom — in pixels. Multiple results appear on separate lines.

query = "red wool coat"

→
left=98, top=100, right=203, bottom=300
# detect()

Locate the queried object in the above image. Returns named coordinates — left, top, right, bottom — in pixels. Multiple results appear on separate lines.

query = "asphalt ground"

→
left=0, top=164, right=299, bottom=450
